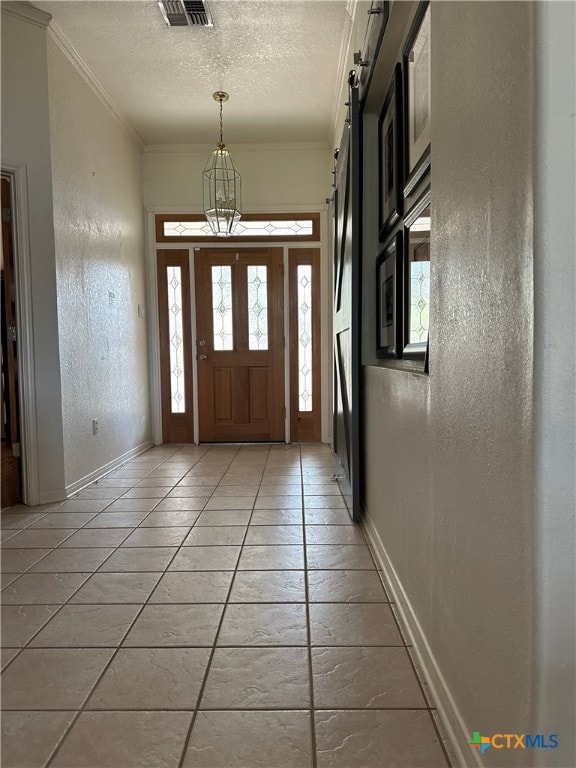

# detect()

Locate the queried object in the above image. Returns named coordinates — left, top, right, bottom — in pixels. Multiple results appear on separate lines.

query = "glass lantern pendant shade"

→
left=203, top=92, right=241, bottom=237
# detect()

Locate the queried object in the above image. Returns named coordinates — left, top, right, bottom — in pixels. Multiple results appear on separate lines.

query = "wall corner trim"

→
left=363, top=514, right=482, bottom=768
left=1, top=2, right=52, bottom=29
left=38, top=489, right=68, bottom=505
left=47, top=21, right=145, bottom=150
left=1, top=163, right=43, bottom=506
left=63, top=440, right=154, bottom=499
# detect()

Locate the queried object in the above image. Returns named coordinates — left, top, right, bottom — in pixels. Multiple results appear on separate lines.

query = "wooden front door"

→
left=195, top=248, right=285, bottom=442
left=1, top=176, right=22, bottom=505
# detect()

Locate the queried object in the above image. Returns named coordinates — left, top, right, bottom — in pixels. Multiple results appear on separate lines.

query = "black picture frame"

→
left=403, top=1, right=431, bottom=197
left=378, top=63, right=403, bottom=241
left=403, top=186, right=431, bottom=360
left=376, top=231, right=403, bottom=358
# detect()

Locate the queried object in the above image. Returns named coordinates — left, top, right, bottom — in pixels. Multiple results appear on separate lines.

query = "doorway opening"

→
left=1, top=175, right=22, bottom=505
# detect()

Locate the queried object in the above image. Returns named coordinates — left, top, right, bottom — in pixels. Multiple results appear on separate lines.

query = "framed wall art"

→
left=403, top=1, right=431, bottom=196
left=376, top=231, right=403, bottom=358
left=378, top=62, right=403, bottom=240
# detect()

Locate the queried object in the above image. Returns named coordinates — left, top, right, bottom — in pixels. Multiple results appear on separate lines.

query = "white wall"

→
left=531, top=3, right=576, bottom=765
left=358, top=2, right=553, bottom=765
left=144, top=144, right=331, bottom=210
left=1, top=6, right=66, bottom=503
left=47, top=36, right=151, bottom=493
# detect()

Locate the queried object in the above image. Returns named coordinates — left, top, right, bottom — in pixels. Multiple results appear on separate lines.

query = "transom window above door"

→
left=155, top=213, right=320, bottom=243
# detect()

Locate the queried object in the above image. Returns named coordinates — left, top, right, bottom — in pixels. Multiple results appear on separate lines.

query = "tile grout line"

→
left=306, top=457, right=441, bottom=764
left=358, top=521, right=453, bottom=768
left=42, top=444, right=225, bottom=768
left=175, top=442, right=265, bottom=768
left=1, top=448, right=199, bottom=675
left=3, top=643, right=410, bottom=650
left=1, top=454, right=176, bottom=589
left=1, top=705, right=435, bottom=712
left=1, top=443, right=412, bottom=768
left=301, top=443, right=319, bottom=768
left=1, top=521, right=155, bottom=675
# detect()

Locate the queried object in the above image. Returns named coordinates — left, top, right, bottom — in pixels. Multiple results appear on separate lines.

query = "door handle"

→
left=198, top=354, right=208, bottom=361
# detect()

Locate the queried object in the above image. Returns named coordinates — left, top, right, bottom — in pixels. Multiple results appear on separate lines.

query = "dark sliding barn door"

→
left=333, top=73, right=362, bottom=522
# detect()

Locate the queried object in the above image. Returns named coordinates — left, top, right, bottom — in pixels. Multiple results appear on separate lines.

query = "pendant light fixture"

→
left=203, top=91, right=241, bottom=236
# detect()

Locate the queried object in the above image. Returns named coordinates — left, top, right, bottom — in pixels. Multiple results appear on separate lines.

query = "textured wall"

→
left=363, top=3, right=535, bottom=764
left=48, top=38, right=151, bottom=491
left=143, top=144, right=332, bottom=209
left=531, top=3, right=576, bottom=766
left=1, top=9, right=66, bottom=502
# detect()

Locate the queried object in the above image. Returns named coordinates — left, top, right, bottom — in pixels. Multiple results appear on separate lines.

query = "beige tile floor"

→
left=1, top=444, right=451, bottom=768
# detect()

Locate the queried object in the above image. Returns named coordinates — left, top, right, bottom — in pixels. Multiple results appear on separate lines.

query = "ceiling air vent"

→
left=158, top=0, right=213, bottom=27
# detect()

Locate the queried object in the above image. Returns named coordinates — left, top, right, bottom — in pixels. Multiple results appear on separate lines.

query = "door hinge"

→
left=7, top=326, right=16, bottom=342
left=12, top=442, right=21, bottom=458
left=2, top=207, right=12, bottom=223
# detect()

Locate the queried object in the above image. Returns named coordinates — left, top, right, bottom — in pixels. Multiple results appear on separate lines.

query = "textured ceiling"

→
left=36, top=0, right=352, bottom=145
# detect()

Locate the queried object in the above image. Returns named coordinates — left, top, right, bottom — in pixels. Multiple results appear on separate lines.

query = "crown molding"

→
left=1, top=1, right=51, bottom=29
left=47, top=20, right=145, bottom=150
left=144, top=142, right=330, bottom=154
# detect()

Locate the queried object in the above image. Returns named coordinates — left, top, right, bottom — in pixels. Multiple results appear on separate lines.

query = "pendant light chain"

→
left=219, top=97, right=224, bottom=148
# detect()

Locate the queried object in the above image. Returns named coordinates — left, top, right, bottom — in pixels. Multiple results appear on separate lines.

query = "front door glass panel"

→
left=247, top=265, right=269, bottom=351
left=211, top=265, right=234, bottom=350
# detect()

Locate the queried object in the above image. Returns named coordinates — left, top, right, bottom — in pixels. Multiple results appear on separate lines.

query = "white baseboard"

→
left=362, top=514, right=483, bottom=768
left=64, top=440, right=154, bottom=498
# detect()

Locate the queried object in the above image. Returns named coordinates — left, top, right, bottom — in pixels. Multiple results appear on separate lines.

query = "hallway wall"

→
left=143, top=143, right=332, bottom=210
left=1, top=6, right=66, bottom=503
left=531, top=1, right=576, bottom=763
left=354, top=2, right=552, bottom=766
left=47, top=36, right=151, bottom=494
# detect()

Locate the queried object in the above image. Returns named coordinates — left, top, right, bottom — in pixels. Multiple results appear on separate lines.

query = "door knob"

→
left=199, top=354, right=208, bottom=361
left=198, top=340, right=206, bottom=347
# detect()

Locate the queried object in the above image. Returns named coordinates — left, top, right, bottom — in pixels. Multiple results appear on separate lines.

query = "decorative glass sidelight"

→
left=407, top=205, right=431, bottom=345
left=409, top=260, right=430, bottom=343
left=247, top=265, right=269, bottom=350
left=297, top=265, right=313, bottom=411
left=166, top=266, right=185, bottom=413
left=211, top=265, right=234, bottom=350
